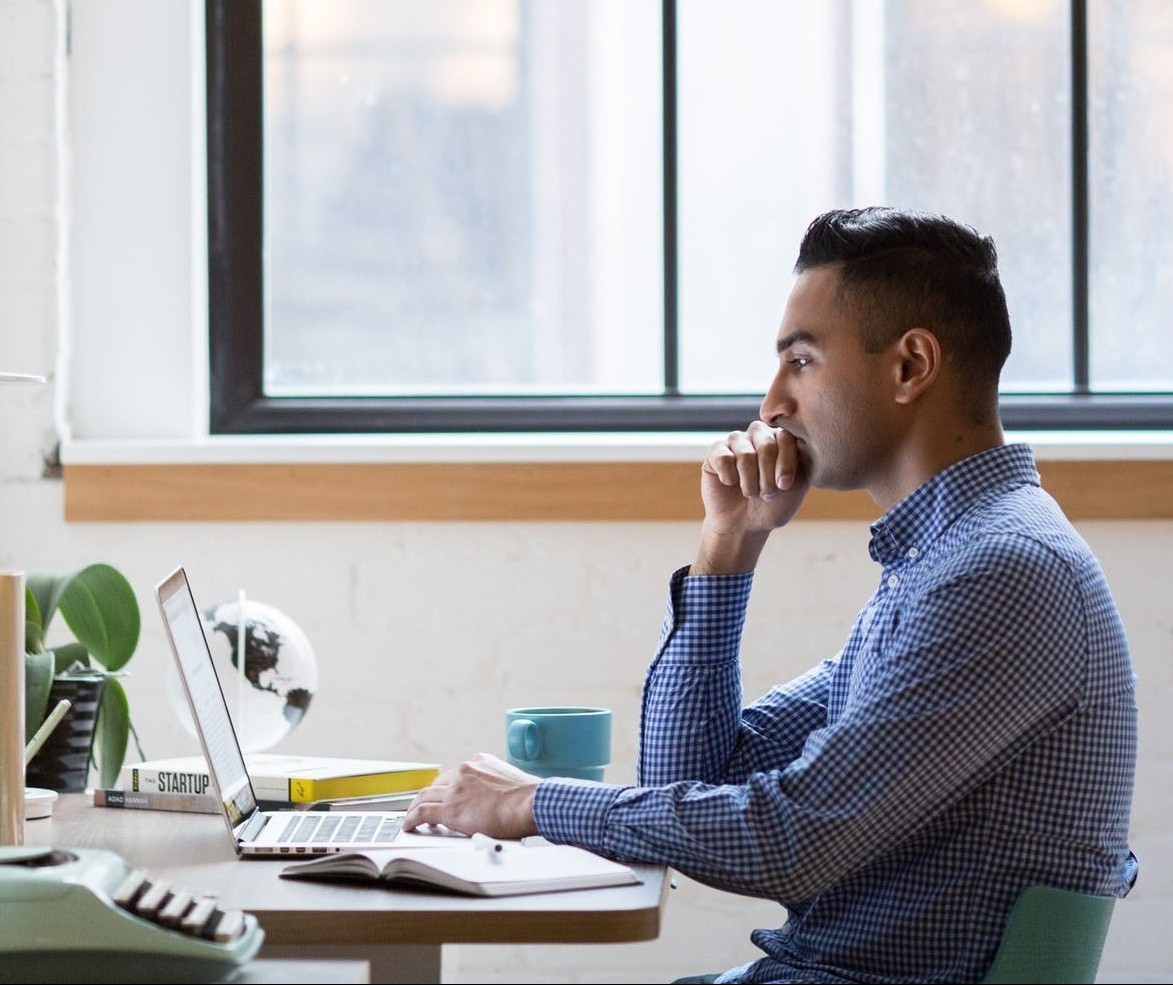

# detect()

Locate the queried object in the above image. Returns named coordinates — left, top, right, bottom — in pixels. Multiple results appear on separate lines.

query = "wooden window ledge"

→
left=60, top=437, right=1173, bottom=521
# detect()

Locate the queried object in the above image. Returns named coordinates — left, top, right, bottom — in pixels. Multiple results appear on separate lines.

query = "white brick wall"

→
left=0, top=0, right=60, bottom=475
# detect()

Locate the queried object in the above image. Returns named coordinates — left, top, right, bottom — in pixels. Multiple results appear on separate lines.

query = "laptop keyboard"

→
left=276, top=813, right=403, bottom=845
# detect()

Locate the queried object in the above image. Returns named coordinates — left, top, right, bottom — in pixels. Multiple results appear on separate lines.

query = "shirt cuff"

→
left=532, top=777, right=627, bottom=852
left=656, top=565, right=754, bottom=666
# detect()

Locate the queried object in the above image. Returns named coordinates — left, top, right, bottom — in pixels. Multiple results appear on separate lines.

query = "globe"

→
left=167, top=598, right=318, bottom=752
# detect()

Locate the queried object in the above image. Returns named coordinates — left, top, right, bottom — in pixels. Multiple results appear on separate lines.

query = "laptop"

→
left=156, top=565, right=442, bottom=857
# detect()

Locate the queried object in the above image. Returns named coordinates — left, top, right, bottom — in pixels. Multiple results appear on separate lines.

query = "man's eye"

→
left=789, top=357, right=811, bottom=369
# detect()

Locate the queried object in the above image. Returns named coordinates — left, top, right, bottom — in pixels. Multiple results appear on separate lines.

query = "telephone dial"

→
left=0, top=845, right=264, bottom=983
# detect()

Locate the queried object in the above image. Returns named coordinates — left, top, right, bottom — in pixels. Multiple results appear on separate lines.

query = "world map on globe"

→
left=171, top=598, right=319, bottom=752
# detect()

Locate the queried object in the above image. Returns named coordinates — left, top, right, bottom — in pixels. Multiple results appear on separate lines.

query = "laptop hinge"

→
left=238, top=811, right=268, bottom=842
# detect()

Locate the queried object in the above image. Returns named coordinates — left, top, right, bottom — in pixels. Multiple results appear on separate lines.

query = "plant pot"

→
left=24, top=673, right=106, bottom=792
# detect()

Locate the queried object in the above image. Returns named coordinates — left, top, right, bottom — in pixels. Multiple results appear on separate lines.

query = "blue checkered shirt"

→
left=533, top=444, right=1137, bottom=983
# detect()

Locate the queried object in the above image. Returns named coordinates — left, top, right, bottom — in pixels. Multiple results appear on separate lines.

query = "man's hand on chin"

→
left=402, top=752, right=541, bottom=839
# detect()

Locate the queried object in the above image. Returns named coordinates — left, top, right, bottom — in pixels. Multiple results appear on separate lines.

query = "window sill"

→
left=60, top=432, right=1173, bottom=521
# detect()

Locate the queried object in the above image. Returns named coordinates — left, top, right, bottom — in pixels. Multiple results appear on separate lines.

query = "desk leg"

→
left=260, top=943, right=441, bottom=984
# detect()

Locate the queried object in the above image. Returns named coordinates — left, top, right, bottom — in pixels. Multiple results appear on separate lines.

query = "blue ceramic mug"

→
left=505, top=706, right=611, bottom=781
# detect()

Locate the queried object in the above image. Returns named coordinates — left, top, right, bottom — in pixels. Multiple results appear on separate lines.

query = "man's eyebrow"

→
left=776, top=330, right=816, bottom=354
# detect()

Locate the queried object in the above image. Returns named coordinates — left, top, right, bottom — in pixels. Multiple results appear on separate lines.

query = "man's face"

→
left=759, top=265, right=902, bottom=492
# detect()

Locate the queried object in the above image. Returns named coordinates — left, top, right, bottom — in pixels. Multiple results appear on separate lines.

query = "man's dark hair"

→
left=794, top=207, right=1012, bottom=399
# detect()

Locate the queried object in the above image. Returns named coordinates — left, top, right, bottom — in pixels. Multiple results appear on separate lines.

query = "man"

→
left=404, top=207, right=1138, bottom=983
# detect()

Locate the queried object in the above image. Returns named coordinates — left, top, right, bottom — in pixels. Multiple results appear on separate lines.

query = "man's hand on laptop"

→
left=403, top=753, right=541, bottom=839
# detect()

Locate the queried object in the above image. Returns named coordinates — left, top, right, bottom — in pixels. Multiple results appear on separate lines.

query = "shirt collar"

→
left=867, top=443, right=1040, bottom=565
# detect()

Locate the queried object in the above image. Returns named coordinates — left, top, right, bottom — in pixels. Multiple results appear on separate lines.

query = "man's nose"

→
left=759, top=372, right=795, bottom=426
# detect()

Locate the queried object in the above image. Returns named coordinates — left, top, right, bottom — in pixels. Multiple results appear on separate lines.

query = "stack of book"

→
left=92, top=754, right=441, bottom=814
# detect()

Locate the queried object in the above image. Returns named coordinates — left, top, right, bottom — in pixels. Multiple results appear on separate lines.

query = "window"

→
left=208, top=0, right=1173, bottom=434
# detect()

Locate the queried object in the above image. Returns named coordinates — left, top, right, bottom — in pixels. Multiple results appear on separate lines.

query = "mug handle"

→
left=507, top=719, right=542, bottom=761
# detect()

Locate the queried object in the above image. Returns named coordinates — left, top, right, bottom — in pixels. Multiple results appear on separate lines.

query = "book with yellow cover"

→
left=119, top=753, right=440, bottom=804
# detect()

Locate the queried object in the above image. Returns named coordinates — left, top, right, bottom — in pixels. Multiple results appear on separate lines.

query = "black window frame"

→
left=208, top=0, right=1173, bottom=435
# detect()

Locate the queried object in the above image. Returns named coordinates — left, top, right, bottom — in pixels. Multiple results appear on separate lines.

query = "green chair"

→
left=980, top=885, right=1116, bottom=984
left=674, top=885, right=1116, bottom=985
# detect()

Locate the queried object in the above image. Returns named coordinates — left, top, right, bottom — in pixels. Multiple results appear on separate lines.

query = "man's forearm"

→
left=638, top=568, right=752, bottom=786
left=691, top=524, right=772, bottom=575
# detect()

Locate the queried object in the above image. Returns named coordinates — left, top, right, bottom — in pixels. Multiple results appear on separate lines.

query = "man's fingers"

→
left=747, top=423, right=781, bottom=499
left=704, top=425, right=789, bottom=500
left=728, top=431, right=762, bottom=498
left=708, top=430, right=768, bottom=499
left=403, top=785, right=445, bottom=826
left=774, top=429, right=800, bottom=490
left=403, top=800, right=443, bottom=831
left=403, top=794, right=475, bottom=834
left=402, top=774, right=453, bottom=830
left=703, top=442, right=740, bottom=487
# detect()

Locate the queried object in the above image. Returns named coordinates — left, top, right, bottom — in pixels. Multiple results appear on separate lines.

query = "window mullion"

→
left=1071, top=0, right=1090, bottom=393
left=662, top=0, right=679, bottom=397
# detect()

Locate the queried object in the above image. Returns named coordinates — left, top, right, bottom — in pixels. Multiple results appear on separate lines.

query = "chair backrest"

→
left=980, top=885, right=1116, bottom=984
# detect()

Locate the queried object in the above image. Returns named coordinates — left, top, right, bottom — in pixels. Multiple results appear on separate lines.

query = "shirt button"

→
left=907, top=547, right=919, bottom=559
left=887, top=575, right=899, bottom=589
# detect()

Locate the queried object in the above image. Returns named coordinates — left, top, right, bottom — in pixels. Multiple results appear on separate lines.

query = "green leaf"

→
left=24, top=650, right=54, bottom=743
left=26, top=573, right=71, bottom=640
left=94, top=676, right=130, bottom=789
left=24, top=588, right=44, bottom=653
left=56, top=564, right=140, bottom=673
left=49, top=642, right=90, bottom=675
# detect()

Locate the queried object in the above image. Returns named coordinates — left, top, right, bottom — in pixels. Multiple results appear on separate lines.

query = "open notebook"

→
left=280, top=839, right=640, bottom=897
left=156, top=565, right=449, bottom=857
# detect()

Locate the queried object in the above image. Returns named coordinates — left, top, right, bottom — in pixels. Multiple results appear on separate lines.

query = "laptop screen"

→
left=157, top=567, right=258, bottom=827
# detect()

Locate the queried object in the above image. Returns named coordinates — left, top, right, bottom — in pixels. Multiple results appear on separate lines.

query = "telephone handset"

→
left=0, top=845, right=264, bottom=983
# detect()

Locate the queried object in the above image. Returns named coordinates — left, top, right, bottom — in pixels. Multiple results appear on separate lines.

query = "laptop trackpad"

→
left=393, top=823, right=469, bottom=848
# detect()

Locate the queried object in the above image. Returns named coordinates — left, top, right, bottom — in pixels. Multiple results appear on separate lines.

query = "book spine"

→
left=308, top=791, right=420, bottom=811
left=124, top=763, right=296, bottom=803
left=129, top=765, right=217, bottom=799
left=249, top=776, right=293, bottom=800
left=290, top=767, right=441, bottom=803
left=92, top=788, right=219, bottom=814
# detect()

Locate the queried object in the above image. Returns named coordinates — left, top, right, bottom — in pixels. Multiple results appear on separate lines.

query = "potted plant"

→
left=23, top=563, right=143, bottom=790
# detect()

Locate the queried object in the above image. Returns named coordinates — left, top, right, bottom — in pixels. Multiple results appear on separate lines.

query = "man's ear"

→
left=891, top=328, right=941, bottom=405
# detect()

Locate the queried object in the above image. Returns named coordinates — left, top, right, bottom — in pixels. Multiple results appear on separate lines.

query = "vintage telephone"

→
left=0, top=845, right=264, bottom=983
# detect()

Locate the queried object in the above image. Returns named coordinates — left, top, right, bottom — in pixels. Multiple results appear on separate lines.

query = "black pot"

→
left=25, top=673, right=107, bottom=792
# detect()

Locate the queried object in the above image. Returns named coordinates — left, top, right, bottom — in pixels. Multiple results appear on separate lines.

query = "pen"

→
left=471, top=832, right=504, bottom=861
left=24, top=699, right=72, bottom=766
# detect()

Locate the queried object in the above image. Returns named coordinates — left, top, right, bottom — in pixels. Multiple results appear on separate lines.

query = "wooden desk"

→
left=235, top=959, right=370, bottom=983
left=29, top=795, right=668, bottom=984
